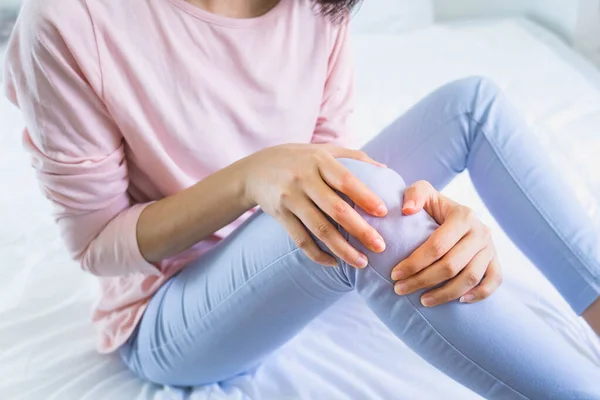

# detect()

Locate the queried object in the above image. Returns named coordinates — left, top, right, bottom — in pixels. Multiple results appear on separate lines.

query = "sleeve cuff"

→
left=120, top=202, right=162, bottom=276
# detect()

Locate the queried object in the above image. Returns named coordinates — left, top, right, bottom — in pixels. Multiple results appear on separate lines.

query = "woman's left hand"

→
left=391, top=180, right=503, bottom=307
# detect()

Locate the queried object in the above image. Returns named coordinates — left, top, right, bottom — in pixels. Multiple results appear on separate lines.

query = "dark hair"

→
left=315, top=0, right=362, bottom=22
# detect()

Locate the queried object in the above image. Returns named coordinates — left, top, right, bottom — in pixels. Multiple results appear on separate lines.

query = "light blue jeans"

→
left=120, top=78, right=600, bottom=398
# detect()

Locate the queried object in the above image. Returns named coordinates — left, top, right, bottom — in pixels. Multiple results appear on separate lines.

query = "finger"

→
left=291, top=198, right=369, bottom=269
left=393, top=232, right=486, bottom=294
left=319, top=158, right=388, bottom=218
left=402, top=180, right=435, bottom=215
left=279, top=212, right=337, bottom=267
left=460, top=255, right=503, bottom=304
left=423, top=193, right=461, bottom=226
left=305, top=181, right=386, bottom=253
left=325, top=146, right=387, bottom=168
left=391, top=213, right=471, bottom=280
left=419, top=246, right=494, bottom=307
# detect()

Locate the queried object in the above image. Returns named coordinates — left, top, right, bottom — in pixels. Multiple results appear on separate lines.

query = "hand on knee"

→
left=335, top=159, right=439, bottom=280
left=337, top=159, right=503, bottom=308
left=243, top=144, right=391, bottom=270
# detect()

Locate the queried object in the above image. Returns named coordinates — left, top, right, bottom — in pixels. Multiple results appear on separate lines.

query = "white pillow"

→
left=350, top=0, right=434, bottom=34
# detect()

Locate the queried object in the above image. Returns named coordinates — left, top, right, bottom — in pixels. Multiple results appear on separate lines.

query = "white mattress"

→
left=1, top=17, right=600, bottom=400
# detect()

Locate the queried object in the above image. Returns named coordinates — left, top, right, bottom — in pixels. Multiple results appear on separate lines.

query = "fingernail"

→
left=376, top=203, right=388, bottom=217
left=391, top=269, right=405, bottom=280
left=403, top=200, right=416, bottom=210
left=421, top=296, right=435, bottom=307
left=356, top=254, right=368, bottom=269
left=394, top=282, right=407, bottom=295
left=373, top=237, right=386, bottom=252
left=460, top=294, right=475, bottom=303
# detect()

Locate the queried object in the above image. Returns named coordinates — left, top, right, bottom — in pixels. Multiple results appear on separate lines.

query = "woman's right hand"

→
left=241, top=144, right=388, bottom=268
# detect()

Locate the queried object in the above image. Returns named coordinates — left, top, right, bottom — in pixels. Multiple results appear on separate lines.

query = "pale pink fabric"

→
left=3, top=0, right=353, bottom=353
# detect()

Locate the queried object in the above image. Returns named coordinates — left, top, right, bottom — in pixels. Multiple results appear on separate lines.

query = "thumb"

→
left=402, top=180, right=436, bottom=215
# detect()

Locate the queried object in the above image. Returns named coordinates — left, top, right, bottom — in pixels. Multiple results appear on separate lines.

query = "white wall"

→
left=0, top=0, right=20, bottom=8
left=434, top=0, right=600, bottom=63
left=531, top=0, right=582, bottom=40
left=434, top=0, right=528, bottom=19
left=434, top=0, right=593, bottom=39
left=549, top=0, right=600, bottom=61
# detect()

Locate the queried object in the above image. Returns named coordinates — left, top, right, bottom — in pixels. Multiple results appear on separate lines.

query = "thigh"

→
left=361, top=78, right=480, bottom=188
left=120, top=210, right=351, bottom=387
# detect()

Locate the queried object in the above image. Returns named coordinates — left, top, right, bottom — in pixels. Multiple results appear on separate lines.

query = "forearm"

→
left=137, top=159, right=255, bottom=263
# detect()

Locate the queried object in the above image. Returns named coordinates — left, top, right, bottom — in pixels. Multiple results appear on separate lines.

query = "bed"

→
left=1, top=8, right=600, bottom=400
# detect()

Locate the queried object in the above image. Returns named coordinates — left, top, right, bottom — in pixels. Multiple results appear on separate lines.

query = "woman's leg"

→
left=121, top=159, right=600, bottom=398
left=362, top=76, right=600, bottom=322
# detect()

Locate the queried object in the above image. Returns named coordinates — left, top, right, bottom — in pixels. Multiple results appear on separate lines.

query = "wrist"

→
left=231, top=157, right=257, bottom=210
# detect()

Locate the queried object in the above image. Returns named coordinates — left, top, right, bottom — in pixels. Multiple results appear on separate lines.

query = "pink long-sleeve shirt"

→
left=3, top=0, right=353, bottom=353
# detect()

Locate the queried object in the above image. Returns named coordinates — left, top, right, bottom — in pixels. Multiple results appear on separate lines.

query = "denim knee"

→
left=449, top=76, right=501, bottom=102
left=336, top=158, right=439, bottom=278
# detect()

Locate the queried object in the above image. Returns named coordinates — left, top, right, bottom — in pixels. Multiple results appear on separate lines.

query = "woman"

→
left=4, top=0, right=600, bottom=397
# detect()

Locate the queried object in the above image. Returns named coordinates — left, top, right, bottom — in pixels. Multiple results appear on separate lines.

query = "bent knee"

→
left=336, top=159, right=439, bottom=276
left=445, top=76, right=501, bottom=105
left=336, top=158, right=406, bottom=207
left=454, top=75, right=500, bottom=92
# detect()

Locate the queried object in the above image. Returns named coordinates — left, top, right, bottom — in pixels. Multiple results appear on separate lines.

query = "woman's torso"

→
left=40, top=0, right=346, bottom=351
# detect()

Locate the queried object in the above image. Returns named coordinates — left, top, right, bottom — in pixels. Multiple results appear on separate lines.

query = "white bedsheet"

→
left=1, top=18, right=600, bottom=400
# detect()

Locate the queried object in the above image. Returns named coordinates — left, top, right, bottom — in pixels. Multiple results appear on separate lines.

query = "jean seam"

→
left=467, top=114, right=600, bottom=290
left=366, top=264, right=529, bottom=399
left=146, top=248, right=304, bottom=353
